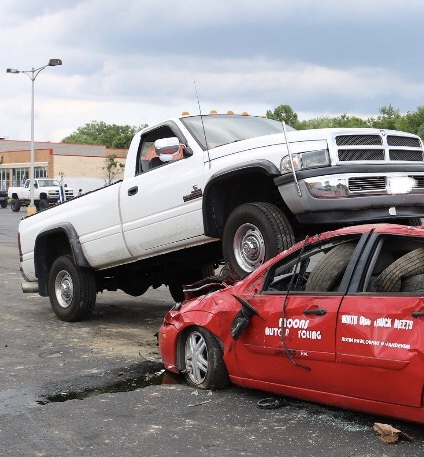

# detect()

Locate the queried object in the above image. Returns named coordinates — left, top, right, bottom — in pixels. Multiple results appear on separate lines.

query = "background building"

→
left=0, top=140, right=127, bottom=192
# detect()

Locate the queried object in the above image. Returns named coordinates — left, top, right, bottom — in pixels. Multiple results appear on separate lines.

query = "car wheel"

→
left=223, top=202, right=295, bottom=279
left=183, top=327, right=230, bottom=390
left=373, top=248, right=424, bottom=293
left=305, top=242, right=357, bottom=292
left=0, top=200, right=7, bottom=208
left=11, top=199, right=21, bottom=212
left=48, top=255, right=97, bottom=321
left=38, top=199, right=49, bottom=210
left=169, top=264, right=215, bottom=302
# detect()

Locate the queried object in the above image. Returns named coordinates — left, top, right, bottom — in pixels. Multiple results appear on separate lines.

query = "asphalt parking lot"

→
left=1, top=207, right=424, bottom=456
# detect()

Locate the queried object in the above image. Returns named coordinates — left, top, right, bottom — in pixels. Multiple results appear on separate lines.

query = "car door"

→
left=335, top=234, right=424, bottom=407
left=119, top=124, right=209, bottom=258
left=230, top=234, right=363, bottom=393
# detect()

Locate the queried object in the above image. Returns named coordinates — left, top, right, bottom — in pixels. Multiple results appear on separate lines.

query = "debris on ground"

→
left=373, top=422, right=413, bottom=444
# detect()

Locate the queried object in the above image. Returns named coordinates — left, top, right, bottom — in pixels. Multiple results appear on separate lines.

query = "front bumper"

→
left=275, top=167, right=424, bottom=225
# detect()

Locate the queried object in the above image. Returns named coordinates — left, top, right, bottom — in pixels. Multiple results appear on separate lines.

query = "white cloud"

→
left=1, top=0, right=424, bottom=141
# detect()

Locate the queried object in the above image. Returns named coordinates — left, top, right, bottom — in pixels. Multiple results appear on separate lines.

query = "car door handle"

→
left=411, top=311, right=424, bottom=318
left=128, top=186, right=138, bottom=196
left=303, top=307, right=327, bottom=316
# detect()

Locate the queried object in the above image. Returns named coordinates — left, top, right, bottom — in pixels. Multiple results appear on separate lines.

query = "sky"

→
left=1, top=0, right=424, bottom=143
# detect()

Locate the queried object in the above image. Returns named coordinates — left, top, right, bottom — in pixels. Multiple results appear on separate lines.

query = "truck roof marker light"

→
left=242, top=112, right=249, bottom=116
left=210, top=110, right=218, bottom=114
left=227, top=110, right=234, bottom=115
left=181, top=111, right=190, bottom=116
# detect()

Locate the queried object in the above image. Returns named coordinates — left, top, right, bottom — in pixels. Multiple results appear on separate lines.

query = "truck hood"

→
left=208, top=126, right=419, bottom=161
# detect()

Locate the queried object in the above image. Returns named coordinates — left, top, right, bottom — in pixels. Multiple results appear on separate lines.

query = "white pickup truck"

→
left=18, top=113, right=424, bottom=321
left=8, top=178, right=74, bottom=211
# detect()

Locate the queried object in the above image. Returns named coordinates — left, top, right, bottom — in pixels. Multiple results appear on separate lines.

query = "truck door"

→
left=119, top=125, right=208, bottom=258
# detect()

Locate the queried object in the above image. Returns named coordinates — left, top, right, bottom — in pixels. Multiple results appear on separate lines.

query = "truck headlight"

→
left=280, top=149, right=330, bottom=174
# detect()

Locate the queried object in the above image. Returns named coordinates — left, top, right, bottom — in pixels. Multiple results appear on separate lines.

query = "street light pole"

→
left=6, top=59, right=62, bottom=215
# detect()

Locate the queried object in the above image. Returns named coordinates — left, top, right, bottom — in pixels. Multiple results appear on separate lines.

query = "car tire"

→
left=222, top=202, right=295, bottom=279
left=373, top=248, right=424, bottom=293
left=48, top=255, right=97, bottom=321
left=11, top=199, right=21, bottom=212
left=402, top=273, right=424, bottom=293
left=305, top=242, right=357, bottom=292
left=183, top=327, right=230, bottom=390
left=169, top=264, right=215, bottom=303
left=38, top=199, right=49, bottom=211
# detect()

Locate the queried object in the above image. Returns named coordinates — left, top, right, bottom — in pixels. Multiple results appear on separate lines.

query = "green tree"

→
left=395, top=105, right=424, bottom=138
left=266, top=104, right=299, bottom=128
left=62, top=121, right=148, bottom=149
left=367, top=104, right=401, bottom=130
left=103, top=154, right=125, bottom=185
left=298, top=114, right=368, bottom=130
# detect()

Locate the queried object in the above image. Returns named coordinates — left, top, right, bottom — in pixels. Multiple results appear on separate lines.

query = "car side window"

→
left=262, top=236, right=361, bottom=294
left=137, top=126, right=185, bottom=174
left=362, top=236, right=424, bottom=294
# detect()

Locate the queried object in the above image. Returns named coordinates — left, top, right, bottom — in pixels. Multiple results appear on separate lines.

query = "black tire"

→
left=169, top=264, right=215, bottom=302
left=183, top=327, right=230, bottom=390
left=38, top=199, right=49, bottom=211
left=48, top=255, right=97, bottom=321
left=373, top=248, right=424, bottom=293
left=11, top=199, right=21, bottom=212
left=402, top=273, right=424, bottom=293
left=222, top=202, right=295, bottom=279
left=305, top=242, right=357, bottom=292
left=0, top=200, right=7, bottom=208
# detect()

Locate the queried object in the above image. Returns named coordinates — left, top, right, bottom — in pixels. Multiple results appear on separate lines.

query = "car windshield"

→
left=38, top=179, right=61, bottom=187
left=181, top=114, right=295, bottom=150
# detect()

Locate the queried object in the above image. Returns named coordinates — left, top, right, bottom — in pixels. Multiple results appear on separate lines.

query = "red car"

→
left=158, top=223, right=424, bottom=424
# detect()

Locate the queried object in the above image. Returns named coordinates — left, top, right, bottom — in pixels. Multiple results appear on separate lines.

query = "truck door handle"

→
left=411, top=311, right=424, bottom=318
left=128, top=186, right=138, bottom=196
left=303, top=308, right=327, bottom=316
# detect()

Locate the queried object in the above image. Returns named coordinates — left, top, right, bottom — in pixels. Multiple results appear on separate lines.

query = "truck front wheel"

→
left=222, top=202, right=295, bottom=279
left=48, top=255, right=97, bottom=322
left=11, top=199, right=21, bottom=212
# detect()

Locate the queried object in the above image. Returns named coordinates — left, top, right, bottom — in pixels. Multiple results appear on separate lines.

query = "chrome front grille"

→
left=335, top=132, right=423, bottom=163
left=389, top=150, right=423, bottom=161
left=348, top=176, right=386, bottom=192
left=387, top=135, right=421, bottom=147
left=336, top=135, right=382, bottom=146
left=339, top=149, right=385, bottom=161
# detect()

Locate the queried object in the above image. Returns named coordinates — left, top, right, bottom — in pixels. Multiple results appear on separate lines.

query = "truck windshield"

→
left=181, top=114, right=295, bottom=150
left=37, top=179, right=61, bottom=187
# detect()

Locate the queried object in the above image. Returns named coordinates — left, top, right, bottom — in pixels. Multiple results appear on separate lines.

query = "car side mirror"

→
left=154, top=137, right=181, bottom=162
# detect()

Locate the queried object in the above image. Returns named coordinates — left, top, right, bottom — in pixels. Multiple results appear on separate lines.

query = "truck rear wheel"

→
left=0, top=200, right=7, bottom=208
left=11, top=199, right=21, bottom=212
left=48, top=255, right=97, bottom=321
left=222, top=202, right=295, bottom=279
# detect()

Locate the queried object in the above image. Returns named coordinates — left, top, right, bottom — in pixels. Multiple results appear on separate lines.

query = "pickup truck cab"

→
left=17, top=113, right=424, bottom=321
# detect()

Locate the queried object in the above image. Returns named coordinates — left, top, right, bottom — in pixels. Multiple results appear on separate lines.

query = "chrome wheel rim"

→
left=233, top=223, right=265, bottom=273
left=54, top=269, right=73, bottom=308
left=185, top=331, right=208, bottom=385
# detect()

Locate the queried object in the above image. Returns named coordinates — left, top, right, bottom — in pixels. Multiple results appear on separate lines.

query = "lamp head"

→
left=6, top=68, right=20, bottom=73
left=48, top=59, right=62, bottom=66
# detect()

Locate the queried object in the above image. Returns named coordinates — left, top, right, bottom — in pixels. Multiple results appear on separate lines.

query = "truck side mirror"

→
left=154, top=137, right=180, bottom=162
